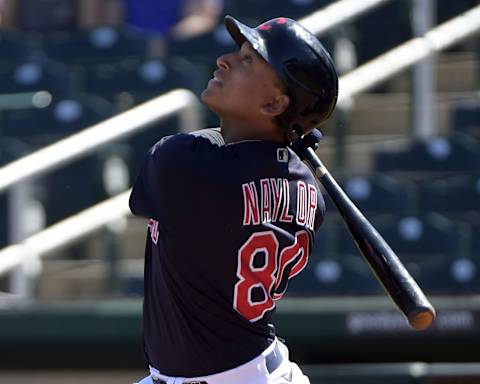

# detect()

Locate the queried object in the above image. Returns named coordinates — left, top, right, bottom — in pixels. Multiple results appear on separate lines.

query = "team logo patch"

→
left=277, top=148, right=288, bottom=163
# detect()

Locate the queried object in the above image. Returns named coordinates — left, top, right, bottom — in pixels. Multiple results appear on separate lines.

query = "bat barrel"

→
left=303, top=147, right=436, bottom=330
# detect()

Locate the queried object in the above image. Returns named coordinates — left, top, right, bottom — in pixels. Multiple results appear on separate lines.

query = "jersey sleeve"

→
left=129, top=128, right=225, bottom=221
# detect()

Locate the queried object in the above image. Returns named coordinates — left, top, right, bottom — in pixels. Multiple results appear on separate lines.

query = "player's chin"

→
left=201, top=87, right=220, bottom=108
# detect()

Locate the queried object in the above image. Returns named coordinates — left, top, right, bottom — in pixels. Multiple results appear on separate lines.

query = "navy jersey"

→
left=129, top=128, right=325, bottom=377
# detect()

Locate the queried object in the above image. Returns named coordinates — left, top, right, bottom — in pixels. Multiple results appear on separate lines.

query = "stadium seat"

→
left=286, top=218, right=382, bottom=296
left=2, top=94, right=116, bottom=224
left=0, top=60, right=79, bottom=96
left=452, top=99, right=480, bottom=140
left=352, top=0, right=411, bottom=65
left=0, top=137, right=39, bottom=247
left=82, top=57, right=204, bottom=105
left=168, top=23, right=237, bottom=67
left=228, top=0, right=333, bottom=22
left=339, top=213, right=465, bottom=257
left=0, top=31, right=42, bottom=65
left=375, top=134, right=480, bottom=172
left=0, top=192, right=6, bottom=248
left=126, top=116, right=183, bottom=177
left=42, top=26, right=148, bottom=64
left=337, top=174, right=417, bottom=214
left=420, top=256, right=480, bottom=295
left=40, top=143, right=133, bottom=225
left=437, top=0, right=480, bottom=23
left=472, top=223, right=480, bottom=257
left=418, top=174, right=480, bottom=213
left=2, top=94, right=114, bottom=147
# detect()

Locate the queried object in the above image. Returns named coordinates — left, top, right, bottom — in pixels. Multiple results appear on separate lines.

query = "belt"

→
left=152, top=341, right=283, bottom=384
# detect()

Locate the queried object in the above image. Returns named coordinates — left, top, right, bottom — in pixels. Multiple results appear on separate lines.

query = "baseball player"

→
left=131, top=15, right=338, bottom=384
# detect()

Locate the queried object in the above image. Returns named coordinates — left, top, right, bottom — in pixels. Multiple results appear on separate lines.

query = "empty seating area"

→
left=0, top=0, right=479, bottom=300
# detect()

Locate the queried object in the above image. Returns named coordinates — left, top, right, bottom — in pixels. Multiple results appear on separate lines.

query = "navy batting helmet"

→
left=225, top=15, right=338, bottom=136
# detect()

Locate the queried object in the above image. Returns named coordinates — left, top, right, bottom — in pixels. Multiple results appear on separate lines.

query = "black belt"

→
left=152, top=342, right=283, bottom=384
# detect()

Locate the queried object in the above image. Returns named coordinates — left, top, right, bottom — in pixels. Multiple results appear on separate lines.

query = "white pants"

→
left=134, top=340, right=310, bottom=384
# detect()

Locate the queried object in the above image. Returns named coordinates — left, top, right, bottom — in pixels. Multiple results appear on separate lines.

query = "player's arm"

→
left=129, top=129, right=224, bottom=219
left=129, top=136, right=172, bottom=219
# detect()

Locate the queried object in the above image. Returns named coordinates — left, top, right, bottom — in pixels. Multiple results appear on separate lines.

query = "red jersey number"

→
left=233, top=230, right=309, bottom=322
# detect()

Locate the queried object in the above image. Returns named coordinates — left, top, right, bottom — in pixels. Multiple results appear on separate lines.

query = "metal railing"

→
left=0, top=0, right=397, bottom=295
left=1, top=2, right=480, bottom=296
left=0, top=89, right=200, bottom=192
left=0, top=89, right=201, bottom=295
left=301, top=0, right=393, bottom=36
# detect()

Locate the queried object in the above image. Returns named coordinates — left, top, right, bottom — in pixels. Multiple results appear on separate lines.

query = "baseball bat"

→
left=293, top=132, right=436, bottom=330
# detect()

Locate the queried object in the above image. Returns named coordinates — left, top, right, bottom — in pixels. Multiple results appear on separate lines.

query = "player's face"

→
left=201, top=42, right=288, bottom=125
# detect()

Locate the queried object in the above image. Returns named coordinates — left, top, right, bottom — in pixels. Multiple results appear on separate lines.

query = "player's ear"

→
left=261, top=94, right=290, bottom=117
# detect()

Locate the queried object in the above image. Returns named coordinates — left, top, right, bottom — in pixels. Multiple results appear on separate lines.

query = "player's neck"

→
left=220, top=117, right=284, bottom=144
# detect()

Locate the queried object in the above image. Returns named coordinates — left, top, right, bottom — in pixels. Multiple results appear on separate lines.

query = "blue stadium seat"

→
left=0, top=31, right=42, bottom=65
left=452, top=99, right=480, bottom=141
left=286, top=218, right=382, bottom=296
left=0, top=60, right=79, bottom=96
left=2, top=95, right=116, bottom=224
left=229, top=0, right=332, bottom=22
left=472, top=223, right=480, bottom=257
left=83, top=57, right=204, bottom=105
left=42, top=26, right=148, bottom=64
left=339, top=213, right=465, bottom=257
left=126, top=115, right=183, bottom=179
left=437, top=0, right=480, bottom=23
left=375, top=135, right=480, bottom=172
left=41, top=143, right=132, bottom=225
left=3, top=94, right=114, bottom=147
left=420, top=256, right=480, bottom=295
left=168, top=24, right=237, bottom=66
left=352, top=0, right=411, bottom=65
left=418, top=174, right=480, bottom=213
left=337, top=174, right=417, bottom=214
left=0, top=138, right=35, bottom=248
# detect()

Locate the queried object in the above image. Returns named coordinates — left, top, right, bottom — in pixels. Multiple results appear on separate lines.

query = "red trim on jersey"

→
left=270, top=178, right=283, bottom=222
left=279, top=179, right=293, bottom=223
left=242, top=182, right=260, bottom=226
left=296, top=181, right=307, bottom=225
left=307, top=184, right=318, bottom=230
left=260, top=178, right=271, bottom=223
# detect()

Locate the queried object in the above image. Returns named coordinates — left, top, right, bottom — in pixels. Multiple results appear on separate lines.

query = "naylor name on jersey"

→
left=242, top=178, right=318, bottom=231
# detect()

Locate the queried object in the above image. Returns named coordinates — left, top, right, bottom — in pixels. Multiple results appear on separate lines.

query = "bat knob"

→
left=409, top=307, right=436, bottom=330
left=290, top=129, right=323, bottom=159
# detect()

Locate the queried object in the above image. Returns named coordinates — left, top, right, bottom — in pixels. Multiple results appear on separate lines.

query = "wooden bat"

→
left=292, top=130, right=436, bottom=330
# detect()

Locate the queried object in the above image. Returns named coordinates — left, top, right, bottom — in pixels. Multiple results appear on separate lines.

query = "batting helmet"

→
left=225, top=15, right=338, bottom=135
